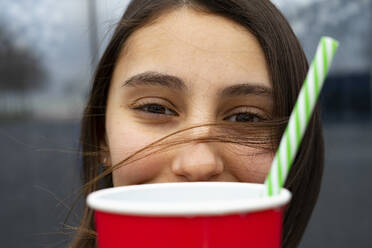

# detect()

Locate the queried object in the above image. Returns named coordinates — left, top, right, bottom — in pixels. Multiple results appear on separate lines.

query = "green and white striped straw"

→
left=264, top=36, right=339, bottom=197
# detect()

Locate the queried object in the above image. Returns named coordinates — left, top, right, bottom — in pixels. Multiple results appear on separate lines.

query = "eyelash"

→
left=132, top=103, right=178, bottom=117
left=131, top=102, right=267, bottom=122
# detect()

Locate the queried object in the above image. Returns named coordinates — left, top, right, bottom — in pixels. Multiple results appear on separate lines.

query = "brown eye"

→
left=224, top=112, right=264, bottom=122
left=134, top=103, right=177, bottom=116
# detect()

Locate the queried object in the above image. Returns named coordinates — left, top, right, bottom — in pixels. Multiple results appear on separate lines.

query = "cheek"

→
left=223, top=144, right=274, bottom=183
left=107, top=123, right=167, bottom=186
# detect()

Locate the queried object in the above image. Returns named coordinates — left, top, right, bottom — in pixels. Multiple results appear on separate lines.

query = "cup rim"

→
left=87, top=182, right=291, bottom=216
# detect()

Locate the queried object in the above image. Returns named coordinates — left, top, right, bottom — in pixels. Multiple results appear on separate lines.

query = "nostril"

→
left=174, top=163, right=223, bottom=182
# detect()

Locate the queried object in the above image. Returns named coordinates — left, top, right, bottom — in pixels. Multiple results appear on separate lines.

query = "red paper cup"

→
left=87, top=182, right=291, bottom=248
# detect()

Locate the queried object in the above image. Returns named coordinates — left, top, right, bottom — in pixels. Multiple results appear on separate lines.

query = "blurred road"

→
left=0, top=120, right=83, bottom=248
left=0, top=120, right=371, bottom=248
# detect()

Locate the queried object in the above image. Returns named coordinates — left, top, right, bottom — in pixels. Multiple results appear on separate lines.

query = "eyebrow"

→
left=121, top=71, right=272, bottom=97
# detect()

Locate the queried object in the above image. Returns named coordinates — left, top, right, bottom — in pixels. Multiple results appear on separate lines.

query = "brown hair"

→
left=66, top=1, right=324, bottom=247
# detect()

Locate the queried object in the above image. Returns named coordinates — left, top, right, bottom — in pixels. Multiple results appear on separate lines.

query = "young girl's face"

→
left=105, top=8, right=274, bottom=186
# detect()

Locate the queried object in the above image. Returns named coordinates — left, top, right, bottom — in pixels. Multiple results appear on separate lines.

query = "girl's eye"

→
left=223, top=112, right=264, bottom=122
left=131, top=102, right=265, bottom=122
left=133, top=103, right=177, bottom=116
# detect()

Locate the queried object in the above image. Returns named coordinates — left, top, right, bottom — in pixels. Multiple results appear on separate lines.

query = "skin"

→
left=104, top=7, right=274, bottom=186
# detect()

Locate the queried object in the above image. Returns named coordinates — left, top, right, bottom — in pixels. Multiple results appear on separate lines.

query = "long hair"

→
left=67, top=1, right=324, bottom=247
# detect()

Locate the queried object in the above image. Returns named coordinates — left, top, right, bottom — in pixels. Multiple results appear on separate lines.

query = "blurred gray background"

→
left=0, top=0, right=371, bottom=247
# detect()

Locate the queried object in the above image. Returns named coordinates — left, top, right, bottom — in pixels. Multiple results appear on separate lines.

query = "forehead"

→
left=115, top=8, right=271, bottom=90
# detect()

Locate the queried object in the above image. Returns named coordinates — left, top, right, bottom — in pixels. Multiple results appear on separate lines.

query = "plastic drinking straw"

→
left=264, top=36, right=339, bottom=197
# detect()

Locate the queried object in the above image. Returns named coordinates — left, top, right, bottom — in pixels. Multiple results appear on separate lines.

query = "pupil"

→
left=148, top=105, right=165, bottom=113
left=236, top=113, right=252, bottom=122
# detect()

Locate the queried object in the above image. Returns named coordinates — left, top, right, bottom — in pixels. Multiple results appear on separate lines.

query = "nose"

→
left=171, top=142, right=224, bottom=181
